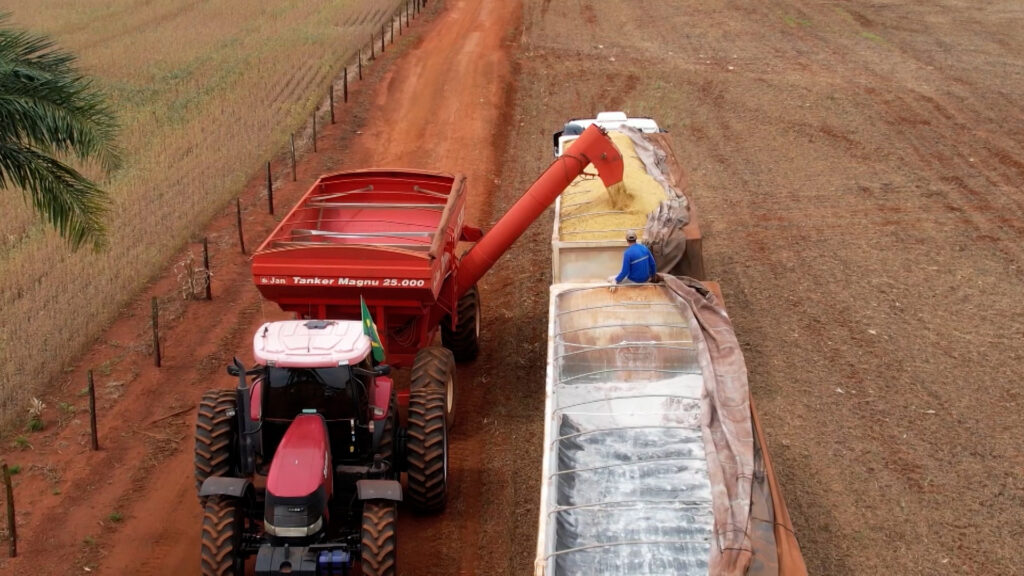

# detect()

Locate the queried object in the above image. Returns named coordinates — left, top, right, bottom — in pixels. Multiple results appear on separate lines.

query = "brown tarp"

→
left=661, top=275, right=808, bottom=576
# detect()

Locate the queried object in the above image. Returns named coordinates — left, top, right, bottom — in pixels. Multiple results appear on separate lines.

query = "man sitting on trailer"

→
left=608, top=230, right=657, bottom=287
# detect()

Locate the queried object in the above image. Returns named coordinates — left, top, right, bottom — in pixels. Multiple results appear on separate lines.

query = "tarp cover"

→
left=618, top=129, right=693, bottom=277
left=661, top=275, right=808, bottom=576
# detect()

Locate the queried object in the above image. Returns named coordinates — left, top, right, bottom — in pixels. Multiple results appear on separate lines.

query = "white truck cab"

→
left=553, top=111, right=661, bottom=157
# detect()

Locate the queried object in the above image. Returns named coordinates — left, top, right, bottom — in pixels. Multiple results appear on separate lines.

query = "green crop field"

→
left=0, top=0, right=403, bottom=431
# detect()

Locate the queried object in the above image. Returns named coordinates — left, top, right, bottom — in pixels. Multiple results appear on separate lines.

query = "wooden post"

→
left=151, top=297, right=161, bottom=368
left=399, top=11, right=403, bottom=35
left=358, top=50, right=362, bottom=80
left=370, top=33, right=375, bottom=60
left=381, top=24, right=386, bottom=53
left=266, top=162, right=274, bottom=215
left=202, top=237, right=212, bottom=301
left=329, top=85, right=335, bottom=124
left=405, top=2, right=409, bottom=27
left=290, top=133, right=296, bottom=181
left=343, top=67, right=349, bottom=102
left=87, top=370, right=99, bottom=451
left=2, top=461, right=14, bottom=558
left=236, top=198, right=246, bottom=255
left=312, top=113, right=317, bottom=153
left=391, top=19, right=394, bottom=43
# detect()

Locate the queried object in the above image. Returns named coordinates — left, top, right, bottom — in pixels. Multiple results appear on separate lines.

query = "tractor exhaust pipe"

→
left=447, top=124, right=624, bottom=305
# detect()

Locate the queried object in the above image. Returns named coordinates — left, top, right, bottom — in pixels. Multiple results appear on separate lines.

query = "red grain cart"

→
left=253, top=169, right=484, bottom=367
left=250, top=124, right=625, bottom=408
left=192, top=125, right=624, bottom=576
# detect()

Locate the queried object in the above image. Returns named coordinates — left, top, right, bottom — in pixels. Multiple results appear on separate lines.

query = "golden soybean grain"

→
left=559, top=132, right=667, bottom=242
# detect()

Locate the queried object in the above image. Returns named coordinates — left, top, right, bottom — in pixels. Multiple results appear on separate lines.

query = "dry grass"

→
left=0, top=0, right=406, bottom=431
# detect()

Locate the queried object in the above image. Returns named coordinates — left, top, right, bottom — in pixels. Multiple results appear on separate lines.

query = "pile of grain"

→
left=558, top=131, right=667, bottom=242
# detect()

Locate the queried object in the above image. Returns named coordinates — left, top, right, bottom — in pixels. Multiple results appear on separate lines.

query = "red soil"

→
left=0, top=0, right=522, bottom=574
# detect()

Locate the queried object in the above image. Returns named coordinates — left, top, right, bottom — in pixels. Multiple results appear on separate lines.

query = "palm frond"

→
left=0, top=13, right=120, bottom=249
left=0, top=140, right=109, bottom=250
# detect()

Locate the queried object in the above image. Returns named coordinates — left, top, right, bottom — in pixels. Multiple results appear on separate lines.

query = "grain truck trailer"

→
left=534, top=114, right=806, bottom=575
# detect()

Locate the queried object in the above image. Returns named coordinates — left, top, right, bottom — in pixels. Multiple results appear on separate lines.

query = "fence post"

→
left=344, top=67, right=349, bottom=102
left=358, top=50, right=362, bottom=80
left=381, top=24, right=386, bottom=53
left=87, top=370, right=99, bottom=451
left=2, top=462, right=14, bottom=558
left=399, top=10, right=403, bottom=35
left=202, top=236, right=212, bottom=300
left=312, top=113, right=317, bottom=153
left=370, top=33, right=375, bottom=60
left=290, top=133, right=297, bottom=181
left=266, top=162, right=274, bottom=215
left=151, top=297, right=161, bottom=368
left=391, top=19, right=395, bottom=43
left=236, top=198, right=246, bottom=255
left=329, top=85, right=335, bottom=124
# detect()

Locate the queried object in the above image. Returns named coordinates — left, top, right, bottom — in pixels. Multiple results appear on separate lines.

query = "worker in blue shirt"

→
left=608, top=230, right=657, bottom=285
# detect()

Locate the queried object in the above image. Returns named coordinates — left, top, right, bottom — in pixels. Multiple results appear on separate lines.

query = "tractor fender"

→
left=356, top=479, right=402, bottom=502
left=199, top=476, right=253, bottom=499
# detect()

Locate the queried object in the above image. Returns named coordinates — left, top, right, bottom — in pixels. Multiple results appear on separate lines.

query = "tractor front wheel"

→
left=200, top=496, right=245, bottom=576
left=410, top=346, right=456, bottom=429
left=405, top=387, right=448, bottom=513
left=361, top=501, right=397, bottom=576
left=194, top=390, right=238, bottom=501
left=441, top=286, right=480, bottom=362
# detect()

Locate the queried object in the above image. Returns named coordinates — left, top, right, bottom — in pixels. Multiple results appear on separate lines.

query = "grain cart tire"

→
left=360, top=501, right=398, bottom=576
left=441, top=286, right=480, bottom=362
left=410, top=346, right=456, bottom=429
left=195, top=390, right=238, bottom=501
left=405, top=387, right=448, bottom=513
left=200, top=496, right=244, bottom=576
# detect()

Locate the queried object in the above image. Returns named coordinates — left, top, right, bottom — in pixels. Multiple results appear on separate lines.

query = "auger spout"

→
left=435, top=124, right=624, bottom=322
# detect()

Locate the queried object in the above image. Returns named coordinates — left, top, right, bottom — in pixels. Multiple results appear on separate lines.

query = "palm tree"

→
left=0, top=13, right=120, bottom=250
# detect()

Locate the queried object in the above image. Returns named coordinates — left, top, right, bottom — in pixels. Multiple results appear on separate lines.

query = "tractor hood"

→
left=265, top=414, right=332, bottom=539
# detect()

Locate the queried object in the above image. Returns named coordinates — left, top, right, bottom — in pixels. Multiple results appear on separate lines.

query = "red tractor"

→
left=193, top=124, right=624, bottom=575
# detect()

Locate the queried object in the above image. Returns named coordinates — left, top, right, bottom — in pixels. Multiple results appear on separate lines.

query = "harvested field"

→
left=1, top=1, right=1023, bottom=575
left=0, top=0, right=405, bottom=430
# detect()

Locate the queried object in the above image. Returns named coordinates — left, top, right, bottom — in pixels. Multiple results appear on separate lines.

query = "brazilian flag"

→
left=360, top=295, right=385, bottom=363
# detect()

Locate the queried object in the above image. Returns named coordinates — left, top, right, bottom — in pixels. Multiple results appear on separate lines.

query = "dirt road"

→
left=0, top=0, right=527, bottom=574
left=3, top=1, right=1022, bottom=575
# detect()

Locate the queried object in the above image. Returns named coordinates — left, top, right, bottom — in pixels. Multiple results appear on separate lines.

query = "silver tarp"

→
left=536, top=284, right=715, bottom=575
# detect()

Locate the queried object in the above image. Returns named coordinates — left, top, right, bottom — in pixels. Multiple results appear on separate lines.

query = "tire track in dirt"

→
left=0, top=1, right=524, bottom=575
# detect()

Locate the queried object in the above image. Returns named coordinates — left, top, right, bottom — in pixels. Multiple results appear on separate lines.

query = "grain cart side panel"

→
left=251, top=169, right=468, bottom=366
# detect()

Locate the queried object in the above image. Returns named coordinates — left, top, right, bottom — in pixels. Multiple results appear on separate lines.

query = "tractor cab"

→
left=252, top=320, right=380, bottom=466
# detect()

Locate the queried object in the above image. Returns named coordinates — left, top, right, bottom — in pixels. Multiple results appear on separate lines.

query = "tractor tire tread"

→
left=410, top=346, right=456, bottom=429
left=405, top=387, right=447, bottom=513
left=194, top=389, right=237, bottom=499
left=361, top=501, right=397, bottom=576
left=200, top=496, right=242, bottom=575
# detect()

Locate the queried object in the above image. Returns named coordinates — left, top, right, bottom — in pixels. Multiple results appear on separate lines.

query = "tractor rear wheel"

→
left=200, top=496, right=244, bottom=576
left=194, top=389, right=238, bottom=500
left=405, top=387, right=448, bottom=513
left=410, top=346, right=456, bottom=429
left=360, top=501, right=397, bottom=576
left=441, top=286, right=480, bottom=362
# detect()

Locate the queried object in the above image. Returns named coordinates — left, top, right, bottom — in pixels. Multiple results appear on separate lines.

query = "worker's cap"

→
left=625, top=230, right=637, bottom=242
